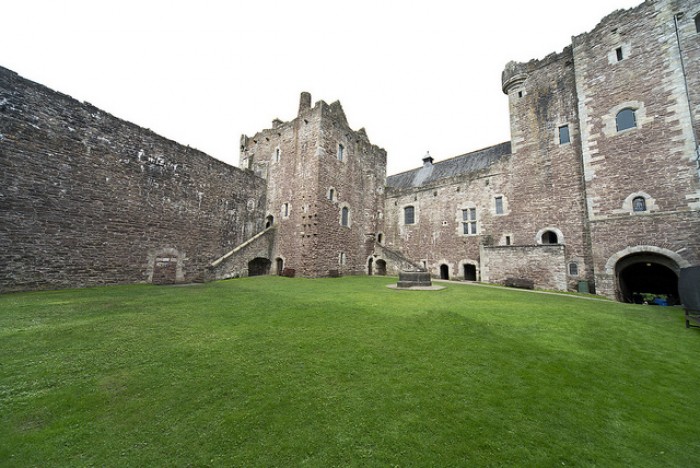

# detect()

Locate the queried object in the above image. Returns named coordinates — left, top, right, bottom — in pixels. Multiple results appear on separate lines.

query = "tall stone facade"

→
left=384, top=0, right=700, bottom=300
left=240, top=93, right=386, bottom=277
left=1, top=0, right=699, bottom=302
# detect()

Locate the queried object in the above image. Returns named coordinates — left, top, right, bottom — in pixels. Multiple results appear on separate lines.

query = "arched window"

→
left=404, top=206, right=415, bottom=225
left=541, top=230, right=559, bottom=244
left=569, top=262, right=579, bottom=276
left=616, top=108, right=637, bottom=132
left=328, top=188, right=335, bottom=201
left=341, top=207, right=349, bottom=227
left=632, top=196, right=647, bottom=212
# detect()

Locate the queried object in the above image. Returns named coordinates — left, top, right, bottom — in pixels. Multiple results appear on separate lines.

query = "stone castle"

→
left=1, top=0, right=699, bottom=301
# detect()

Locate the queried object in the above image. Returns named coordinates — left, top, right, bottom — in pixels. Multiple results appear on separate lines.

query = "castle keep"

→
left=1, top=0, right=699, bottom=302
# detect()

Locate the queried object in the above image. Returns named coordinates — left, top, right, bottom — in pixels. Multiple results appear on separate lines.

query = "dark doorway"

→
left=265, top=215, right=274, bottom=228
left=464, top=264, right=477, bottom=281
left=368, top=258, right=373, bottom=275
left=376, top=259, right=387, bottom=276
left=440, top=264, right=449, bottom=280
left=248, top=257, right=271, bottom=277
left=276, top=258, right=284, bottom=275
left=616, top=253, right=679, bottom=304
left=541, top=231, right=558, bottom=244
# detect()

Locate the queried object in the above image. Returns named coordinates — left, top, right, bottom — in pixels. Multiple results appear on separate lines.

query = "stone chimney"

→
left=422, top=151, right=434, bottom=166
left=298, top=92, right=311, bottom=115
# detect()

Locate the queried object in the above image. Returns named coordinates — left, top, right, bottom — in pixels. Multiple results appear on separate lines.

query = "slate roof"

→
left=386, top=142, right=512, bottom=189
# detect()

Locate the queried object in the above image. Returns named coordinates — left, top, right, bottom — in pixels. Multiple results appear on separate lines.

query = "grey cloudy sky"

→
left=2, top=0, right=642, bottom=175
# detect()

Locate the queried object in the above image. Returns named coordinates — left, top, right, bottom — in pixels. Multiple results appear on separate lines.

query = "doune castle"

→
left=1, top=0, right=699, bottom=302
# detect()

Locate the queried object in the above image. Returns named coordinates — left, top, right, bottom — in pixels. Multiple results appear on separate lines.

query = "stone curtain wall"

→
left=481, top=245, right=567, bottom=291
left=0, top=67, right=266, bottom=292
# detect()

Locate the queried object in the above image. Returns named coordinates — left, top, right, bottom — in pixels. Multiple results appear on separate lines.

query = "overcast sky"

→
left=2, top=0, right=642, bottom=175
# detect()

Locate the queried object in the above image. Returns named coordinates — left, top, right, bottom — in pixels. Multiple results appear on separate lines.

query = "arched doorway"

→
left=541, top=230, right=558, bottom=244
left=376, top=259, right=387, bottom=276
left=368, top=257, right=373, bottom=275
left=464, top=264, right=477, bottom=281
left=440, top=264, right=449, bottom=280
left=265, top=215, right=274, bottom=228
left=275, top=258, right=284, bottom=275
left=616, top=253, right=679, bottom=304
left=248, top=257, right=271, bottom=277
left=153, top=255, right=178, bottom=284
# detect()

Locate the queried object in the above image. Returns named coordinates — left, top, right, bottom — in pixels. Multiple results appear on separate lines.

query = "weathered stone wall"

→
left=243, top=93, right=386, bottom=277
left=480, top=245, right=567, bottom=291
left=209, top=227, right=277, bottom=280
left=384, top=144, right=512, bottom=281
left=501, top=47, right=593, bottom=291
left=0, top=66, right=266, bottom=292
left=572, top=0, right=700, bottom=297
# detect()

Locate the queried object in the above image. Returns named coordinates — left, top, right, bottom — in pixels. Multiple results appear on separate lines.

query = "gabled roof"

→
left=386, top=142, right=512, bottom=189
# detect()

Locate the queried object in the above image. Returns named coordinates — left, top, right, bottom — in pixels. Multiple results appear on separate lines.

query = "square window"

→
left=558, top=125, right=570, bottom=144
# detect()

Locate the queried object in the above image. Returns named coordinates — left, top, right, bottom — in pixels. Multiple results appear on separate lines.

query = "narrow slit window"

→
left=615, top=47, right=624, bottom=61
left=558, top=125, right=570, bottom=144
left=695, top=13, right=700, bottom=33
left=341, top=207, right=349, bottom=226
left=337, top=143, right=344, bottom=161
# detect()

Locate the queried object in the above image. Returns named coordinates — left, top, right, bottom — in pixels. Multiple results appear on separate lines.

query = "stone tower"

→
left=240, top=93, right=387, bottom=277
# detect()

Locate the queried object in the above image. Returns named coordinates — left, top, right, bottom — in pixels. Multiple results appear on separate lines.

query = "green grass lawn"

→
left=1, top=276, right=699, bottom=466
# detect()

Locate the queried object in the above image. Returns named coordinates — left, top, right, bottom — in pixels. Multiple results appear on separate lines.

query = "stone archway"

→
left=440, top=264, right=450, bottom=280
left=615, top=253, right=680, bottom=304
left=248, top=257, right=271, bottom=277
left=600, top=246, right=690, bottom=301
left=375, top=259, right=387, bottom=276
left=464, top=264, right=477, bottom=281
left=275, top=257, right=284, bottom=275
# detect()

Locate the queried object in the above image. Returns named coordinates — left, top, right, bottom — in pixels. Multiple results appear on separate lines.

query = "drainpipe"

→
left=673, top=12, right=700, bottom=173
